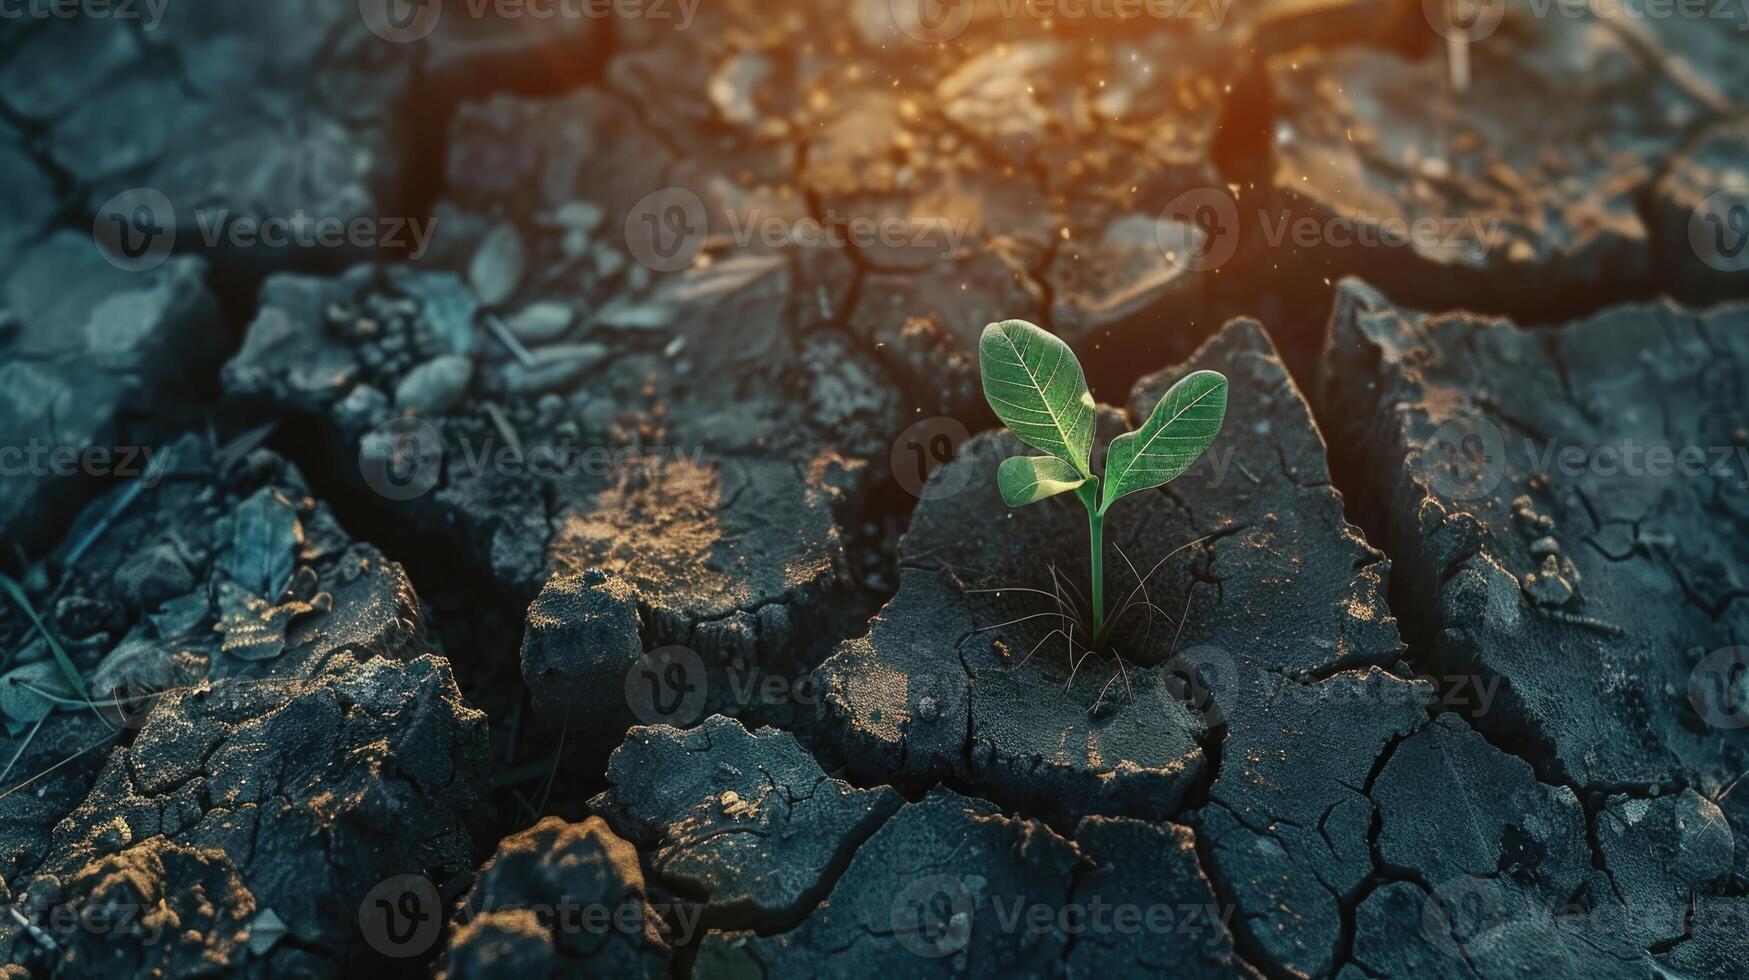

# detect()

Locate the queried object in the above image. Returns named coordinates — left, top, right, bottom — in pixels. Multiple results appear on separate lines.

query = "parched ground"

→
left=0, top=0, right=1746, bottom=978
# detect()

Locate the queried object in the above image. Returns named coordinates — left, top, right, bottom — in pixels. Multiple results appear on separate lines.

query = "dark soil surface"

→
left=2, top=0, right=1747, bottom=978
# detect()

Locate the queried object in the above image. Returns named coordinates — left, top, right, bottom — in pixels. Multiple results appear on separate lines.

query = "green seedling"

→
left=979, top=319, right=1227, bottom=649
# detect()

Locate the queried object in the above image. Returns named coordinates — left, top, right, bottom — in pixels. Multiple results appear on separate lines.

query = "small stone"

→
left=593, top=242, right=626, bottom=279
left=552, top=201, right=604, bottom=234
left=504, top=302, right=573, bottom=344
left=469, top=223, right=526, bottom=307
left=115, top=544, right=196, bottom=611
left=1523, top=554, right=1576, bottom=607
left=395, top=355, right=474, bottom=415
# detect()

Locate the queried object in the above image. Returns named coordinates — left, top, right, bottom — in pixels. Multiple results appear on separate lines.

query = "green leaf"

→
left=1101, top=369, right=1228, bottom=514
left=0, top=573, right=88, bottom=701
left=997, top=456, right=1088, bottom=507
left=979, top=319, right=1096, bottom=478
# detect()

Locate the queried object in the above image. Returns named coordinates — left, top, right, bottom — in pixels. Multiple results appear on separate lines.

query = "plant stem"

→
left=1088, top=511, right=1105, bottom=646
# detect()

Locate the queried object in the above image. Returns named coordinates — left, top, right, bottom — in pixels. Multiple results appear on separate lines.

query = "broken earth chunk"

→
left=0, top=233, right=221, bottom=552
left=1266, top=1, right=1709, bottom=314
left=1590, top=789, right=1735, bottom=950
left=1196, top=667, right=1429, bottom=978
left=0, top=438, right=486, bottom=974
left=14, top=838, right=259, bottom=978
left=1068, top=816, right=1259, bottom=979
left=7, top=653, right=486, bottom=977
left=697, top=789, right=1253, bottom=979
left=1127, top=320, right=1404, bottom=687
left=694, top=788, right=1082, bottom=976
left=437, top=816, right=671, bottom=980
left=1322, top=278, right=1749, bottom=793
left=592, top=715, right=903, bottom=929
left=1374, top=714, right=1590, bottom=942
left=3, top=1, right=602, bottom=240
left=1364, top=718, right=1732, bottom=978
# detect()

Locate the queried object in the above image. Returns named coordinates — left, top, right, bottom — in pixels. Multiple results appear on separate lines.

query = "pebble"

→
left=469, top=223, right=526, bottom=307
left=395, top=355, right=474, bottom=415
left=504, top=302, right=574, bottom=344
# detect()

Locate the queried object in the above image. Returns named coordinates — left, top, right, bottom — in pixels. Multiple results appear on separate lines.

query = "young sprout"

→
left=979, top=319, right=1228, bottom=647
